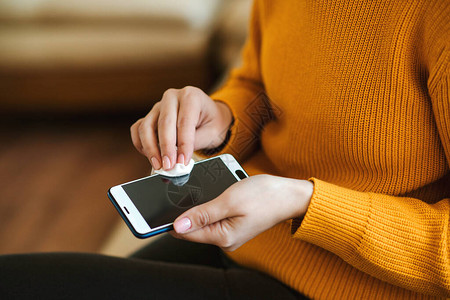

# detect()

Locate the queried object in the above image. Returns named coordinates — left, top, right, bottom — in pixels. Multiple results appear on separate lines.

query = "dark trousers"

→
left=0, top=235, right=306, bottom=299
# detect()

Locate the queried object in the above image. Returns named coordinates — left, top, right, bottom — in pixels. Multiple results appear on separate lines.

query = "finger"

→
left=177, top=93, right=201, bottom=165
left=130, top=119, right=144, bottom=155
left=158, top=90, right=179, bottom=170
left=139, top=103, right=162, bottom=169
left=184, top=219, right=236, bottom=247
left=173, top=193, right=236, bottom=235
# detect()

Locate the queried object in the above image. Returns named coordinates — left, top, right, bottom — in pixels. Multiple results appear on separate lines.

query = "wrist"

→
left=215, top=101, right=233, bottom=133
left=203, top=101, right=233, bottom=151
left=288, top=179, right=314, bottom=219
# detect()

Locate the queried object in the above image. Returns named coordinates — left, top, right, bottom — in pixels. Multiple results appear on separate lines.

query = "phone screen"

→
left=122, top=157, right=238, bottom=229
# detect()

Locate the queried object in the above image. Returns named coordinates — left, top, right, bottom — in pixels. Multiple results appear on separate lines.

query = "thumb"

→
left=173, top=196, right=231, bottom=234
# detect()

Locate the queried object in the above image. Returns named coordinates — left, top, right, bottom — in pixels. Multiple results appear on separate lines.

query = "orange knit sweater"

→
left=207, top=0, right=450, bottom=299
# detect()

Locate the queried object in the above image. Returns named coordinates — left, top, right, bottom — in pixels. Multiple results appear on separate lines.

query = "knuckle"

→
left=152, top=101, right=161, bottom=109
left=218, top=234, right=233, bottom=249
left=140, top=143, right=153, bottom=155
left=137, top=129, right=156, bottom=154
left=221, top=245, right=236, bottom=252
left=215, top=223, right=234, bottom=249
left=182, top=85, right=197, bottom=93
left=158, top=142, right=174, bottom=154
left=158, top=141, right=170, bottom=148
left=132, top=141, right=142, bottom=152
left=162, top=88, right=177, bottom=99
left=180, top=86, right=201, bottom=100
left=158, top=116, right=174, bottom=128
left=139, top=146, right=149, bottom=156
left=176, top=140, right=191, bottom=150
left=137, top=122, right=148, bottom=135
left=149, top=102, right=160, bottom=114
left=194, top=210, right=211, bottom=228
left=143, top=148, right=159, bottom=159
left=130, top=119, right=142, bottom=131
left=148, top=103, right=160, bottom=115
left=177, top=117, right=193, bottom=128
left=158, top=135, right=175, bottom=146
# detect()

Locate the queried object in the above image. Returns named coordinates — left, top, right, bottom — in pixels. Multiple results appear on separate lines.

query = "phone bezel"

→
left=107, top=154, right=248, bottom=239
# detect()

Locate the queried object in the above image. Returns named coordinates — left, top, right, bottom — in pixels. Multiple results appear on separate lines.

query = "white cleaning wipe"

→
left=153, top=158, right=195, bottom=177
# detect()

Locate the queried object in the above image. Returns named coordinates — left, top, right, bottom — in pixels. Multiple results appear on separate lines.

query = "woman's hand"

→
left=171, top=175, right=314, bottom=251
left=130, top=86, right=233, bottom=170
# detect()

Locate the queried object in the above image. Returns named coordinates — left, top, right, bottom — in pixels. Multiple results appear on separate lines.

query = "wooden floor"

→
left=0, top=115, right=149, bottom=255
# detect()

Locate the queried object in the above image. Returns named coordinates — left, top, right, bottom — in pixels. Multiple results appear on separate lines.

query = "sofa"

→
left=0, top=0, right=251, bottom=113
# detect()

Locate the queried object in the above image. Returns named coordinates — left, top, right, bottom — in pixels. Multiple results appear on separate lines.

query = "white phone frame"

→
left=108, top=154, right=247, bottom=235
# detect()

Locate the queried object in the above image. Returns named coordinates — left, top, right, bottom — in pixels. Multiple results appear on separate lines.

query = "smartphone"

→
left=107, top=154, right=248, bottom=238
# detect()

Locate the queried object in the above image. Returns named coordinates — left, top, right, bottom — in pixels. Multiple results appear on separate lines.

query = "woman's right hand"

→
left=130, top=86, right=233, bottom=170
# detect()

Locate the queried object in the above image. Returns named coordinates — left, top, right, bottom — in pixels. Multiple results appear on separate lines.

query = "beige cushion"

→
left=0, top=26, right=209, bottom=71
left=0, top=0, right=222, bottom=29
left=0, top=0, right=223, bottom=112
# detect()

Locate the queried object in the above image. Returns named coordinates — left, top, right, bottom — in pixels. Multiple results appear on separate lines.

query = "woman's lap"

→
left=0, top=235, right=305, bottom=299
left=129, top=234, right=233, bottom=268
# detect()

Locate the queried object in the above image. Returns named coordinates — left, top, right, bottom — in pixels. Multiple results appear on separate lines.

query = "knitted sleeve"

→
left=206, top=0, right=270, bottom=162
left=292, top=56, right=450, bottom=297
left=210, top=0, right=449, bottom=297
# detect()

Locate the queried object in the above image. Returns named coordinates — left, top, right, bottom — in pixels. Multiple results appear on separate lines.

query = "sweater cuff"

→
left=292, top=178, right=372, bottom=261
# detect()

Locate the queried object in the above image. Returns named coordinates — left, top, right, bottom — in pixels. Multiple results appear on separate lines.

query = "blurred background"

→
left=0, top=0, right=252, bottom=256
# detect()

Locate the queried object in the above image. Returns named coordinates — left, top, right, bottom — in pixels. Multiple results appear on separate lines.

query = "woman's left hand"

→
left=171, top=175, right=314, bottom=251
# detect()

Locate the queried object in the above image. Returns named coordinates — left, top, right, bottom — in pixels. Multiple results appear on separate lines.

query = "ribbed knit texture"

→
left=205, top=0, right=450, bottom=299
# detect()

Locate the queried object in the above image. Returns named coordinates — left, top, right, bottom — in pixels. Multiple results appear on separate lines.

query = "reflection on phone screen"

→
left=122, top=158, right=237, bottom=229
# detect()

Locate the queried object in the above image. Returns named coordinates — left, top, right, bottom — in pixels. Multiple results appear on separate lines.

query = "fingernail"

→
left=151, top=157, right=161, bottom=170
left=162, top=156, right=171, bottom=170
left=174, top=217, right=191, bottom=233
left=178, top=153, right=185, bottom=165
